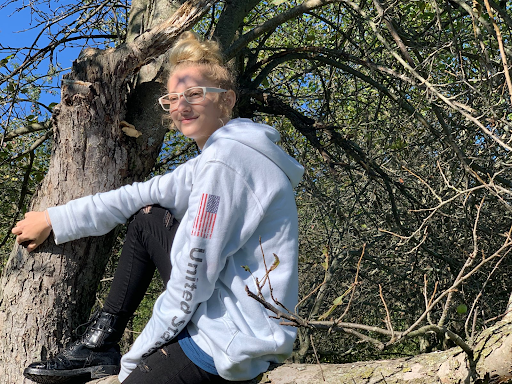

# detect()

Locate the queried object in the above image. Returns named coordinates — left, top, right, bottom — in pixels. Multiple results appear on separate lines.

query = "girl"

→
left=13, top=31, right=303, bottom=384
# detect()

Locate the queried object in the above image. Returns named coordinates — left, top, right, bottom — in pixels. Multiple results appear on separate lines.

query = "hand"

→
left=12, top=211, right=52, bottom=252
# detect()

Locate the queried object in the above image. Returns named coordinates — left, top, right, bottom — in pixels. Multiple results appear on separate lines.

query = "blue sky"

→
left=1, top=3, right=40, bottom=47
left=1, top=1, right=80, bottom=64
left=1, top=1, right=81, bottom=110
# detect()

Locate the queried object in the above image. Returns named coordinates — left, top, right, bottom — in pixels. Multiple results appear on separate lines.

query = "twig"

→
left=483, top=0, right=512, bottom=107
left=403, top=224, right=512, bottom=336
left=346, top=0, right=512, bottom=152
left=423, top=275, right=438, bottom=325
left=402, top=165, right=442, bottom=202
left=465, top=249, right=507, bottom=339
left=295, top=281, right=326, bottom=314
left=303, top=321, right=393, bottom=336
left=3, top=119, right=52, bottom=142
left=259, top=240, right=289, bottom=312
left=423, top=275, right=432, bottom=325
left=427, top=281, right=438, bottom=309
left=379, top=284, right=394, bottom=340
left=245, top=286, right=309, bottom=327
left=336, top=243, right=365, bottom=322
left=310, top=334, right=325, bottom=381
left=471, top=306, right=478, bottom=343
left=440, top=196, right=485, bottom=327
left=245, top=225, right=512, bottom=359
left=0, top=130, right=52, bottom=166
left=379, top=186, right=485, bottom=246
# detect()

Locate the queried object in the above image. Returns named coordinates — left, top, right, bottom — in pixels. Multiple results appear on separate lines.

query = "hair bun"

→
left=169, top=31, right=224, bottom=66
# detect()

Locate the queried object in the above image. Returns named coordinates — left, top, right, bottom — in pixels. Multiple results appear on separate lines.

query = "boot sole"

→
left=23, top=365, right=119, bottom=383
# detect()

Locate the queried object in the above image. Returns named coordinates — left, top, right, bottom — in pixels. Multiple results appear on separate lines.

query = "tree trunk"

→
left=0, top=1, right=214, bottom=382
left=87, top=319, right=512, bottom=383
left=0, top=52, right=157, bottom=384
left=265, top=321, right=512, bottom=383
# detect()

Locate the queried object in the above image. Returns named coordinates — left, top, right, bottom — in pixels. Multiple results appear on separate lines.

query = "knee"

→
left=130, top=206, right=151, bottom=225
left=130, top=205, right=177, bottom=230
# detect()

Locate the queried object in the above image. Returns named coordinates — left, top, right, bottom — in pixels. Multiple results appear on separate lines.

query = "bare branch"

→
left=482, top=0, right=512, bottom=106
left=3, top=120, right=52, bottom=141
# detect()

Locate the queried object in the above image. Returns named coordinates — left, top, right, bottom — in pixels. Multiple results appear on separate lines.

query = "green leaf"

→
left=457, top=304, right=468, bottom=314
left=34, top=172, right=45, bottom=183
left=269, top=254, right=280, bottom=272
left=0, top=54, right=14, bottom=68
left=332, top=295, right=345, bottom=306
left=318, top=286, right=353, bottom=320
left=306, top=34, right=316, bottom=42
left=272, top=0, right=287, bottom=5
left=321, top=246, right=329, bottom=271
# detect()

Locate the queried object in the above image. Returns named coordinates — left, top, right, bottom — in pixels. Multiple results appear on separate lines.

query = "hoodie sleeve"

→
left=118, top=160, right=264, bottom=382
left=46, top=159, right=195, bottom=244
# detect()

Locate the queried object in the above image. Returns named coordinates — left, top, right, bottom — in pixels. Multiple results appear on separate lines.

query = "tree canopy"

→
left=1, top=0, right=512, bottom=381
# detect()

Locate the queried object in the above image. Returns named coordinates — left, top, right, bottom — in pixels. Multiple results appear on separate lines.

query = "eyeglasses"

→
left=158, top=87, right=227, bottom=111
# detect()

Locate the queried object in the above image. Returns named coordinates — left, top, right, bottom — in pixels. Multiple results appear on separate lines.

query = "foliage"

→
left=1, top=0, right=512, bottom=369
left=231, top=0, right=512, bottom=362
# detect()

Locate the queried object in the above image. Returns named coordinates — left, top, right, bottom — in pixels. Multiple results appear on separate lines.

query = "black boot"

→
left=24, top=311, right=126, bottom=384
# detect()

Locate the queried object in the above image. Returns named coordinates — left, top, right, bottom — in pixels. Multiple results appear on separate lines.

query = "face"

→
left=166, top=65, right=233, bottom=149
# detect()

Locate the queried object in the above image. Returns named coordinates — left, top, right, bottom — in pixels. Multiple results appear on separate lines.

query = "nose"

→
left=174, top=94, right=191, bottom=112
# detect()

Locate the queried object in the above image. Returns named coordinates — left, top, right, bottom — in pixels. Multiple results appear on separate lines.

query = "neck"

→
left=196, top=118, right=229, bottom=150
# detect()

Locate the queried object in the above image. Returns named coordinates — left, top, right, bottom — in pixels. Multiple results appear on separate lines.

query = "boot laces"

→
left=73, top=309, right=101, bottom=338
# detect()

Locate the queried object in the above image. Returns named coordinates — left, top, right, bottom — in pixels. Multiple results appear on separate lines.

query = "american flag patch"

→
left=191, top=194, right=220, bottom=238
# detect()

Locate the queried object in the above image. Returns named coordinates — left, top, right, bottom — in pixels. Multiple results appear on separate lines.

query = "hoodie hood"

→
left=203, top=118, right=304, bottom=188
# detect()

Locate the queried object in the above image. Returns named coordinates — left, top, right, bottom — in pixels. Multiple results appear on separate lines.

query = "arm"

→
left=46, top=160, right=195, bottom=245
left=12, top=158, right=195, bottom=251
left=119, top=161, right=263, bottom=381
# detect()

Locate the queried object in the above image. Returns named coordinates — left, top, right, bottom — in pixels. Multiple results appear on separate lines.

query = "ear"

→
left=224, top=89, right=236, bottom=111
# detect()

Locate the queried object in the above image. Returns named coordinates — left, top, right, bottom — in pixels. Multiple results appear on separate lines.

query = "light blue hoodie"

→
left=47, top=118, right=304, bottom=381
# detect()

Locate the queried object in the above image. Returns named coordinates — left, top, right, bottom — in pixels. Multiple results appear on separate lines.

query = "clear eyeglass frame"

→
left=158, top=86, right=227, bottom=111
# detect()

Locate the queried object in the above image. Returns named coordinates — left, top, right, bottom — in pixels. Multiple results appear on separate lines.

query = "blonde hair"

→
left=168, top=31, right=236, bottom=92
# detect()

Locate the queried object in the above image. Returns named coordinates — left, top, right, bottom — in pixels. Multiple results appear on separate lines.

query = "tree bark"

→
left=0, top=1, right=214, bottom=383
left=212, top=0, right=261, bottom=49
left=88, top=319, right=512, bottom=383
left=261, top=321, right=512, bottom=383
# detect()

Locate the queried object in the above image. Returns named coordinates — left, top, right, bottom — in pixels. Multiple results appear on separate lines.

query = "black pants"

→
left=123, top=337, right=225, bottom=384
left=102, top=205, right=226, bottom=383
